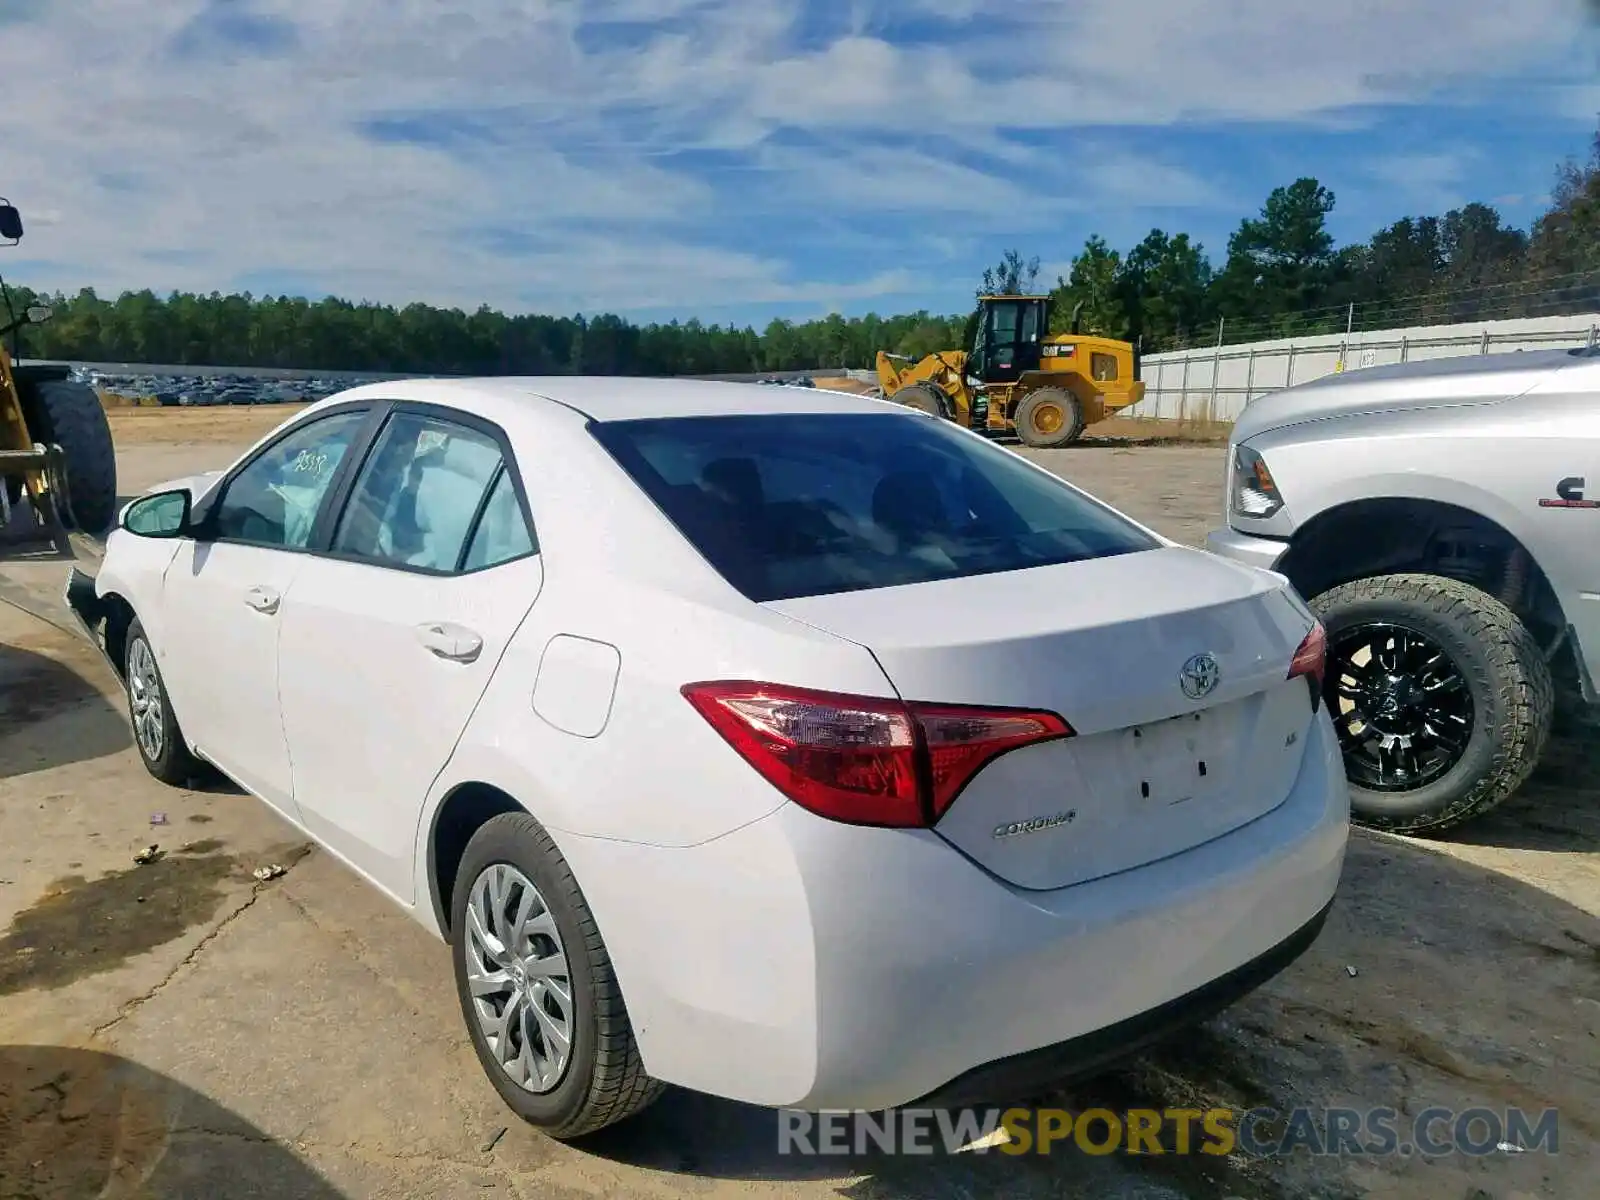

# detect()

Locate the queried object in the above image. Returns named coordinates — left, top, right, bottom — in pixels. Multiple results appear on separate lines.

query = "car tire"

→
left=450, top=812, right=664, bottom=1139
left=1309, top=573, right=1554, bottom=835
left=1014, top=386, right=1085, bottom=449
left=123, top=618, right=203, bottom=786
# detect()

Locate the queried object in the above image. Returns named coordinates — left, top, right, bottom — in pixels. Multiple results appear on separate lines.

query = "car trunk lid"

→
left=764, top=546, right=1320, bottom=889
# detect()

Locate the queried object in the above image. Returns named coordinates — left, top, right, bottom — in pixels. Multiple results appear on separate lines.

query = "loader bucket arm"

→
left=875, top=350, right=910, bottom=395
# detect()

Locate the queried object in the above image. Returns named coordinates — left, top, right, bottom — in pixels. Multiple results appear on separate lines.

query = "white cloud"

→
left=1359, top=150, right=1477, bottom=216
left=0, top=0, right=1589, bottom=318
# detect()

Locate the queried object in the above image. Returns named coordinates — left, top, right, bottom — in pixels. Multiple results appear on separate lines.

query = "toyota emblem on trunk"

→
left=1179, top=653, right=1220, bottom=700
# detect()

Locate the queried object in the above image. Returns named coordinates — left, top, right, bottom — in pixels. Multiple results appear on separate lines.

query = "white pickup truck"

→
left=1206, top=345, right=1600, bottom=833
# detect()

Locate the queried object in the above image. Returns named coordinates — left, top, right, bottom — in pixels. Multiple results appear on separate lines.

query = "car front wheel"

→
left=450, top=812, right=663, bottom=1139
left=124, top=618, right=202, bottom=786
left=1309, top=573, right=1554, bottom=835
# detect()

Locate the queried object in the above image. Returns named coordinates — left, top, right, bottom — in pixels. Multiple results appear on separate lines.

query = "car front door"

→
left=275, top=406, right=543, bottom=902
left=159, top=406, right=375, bottom=820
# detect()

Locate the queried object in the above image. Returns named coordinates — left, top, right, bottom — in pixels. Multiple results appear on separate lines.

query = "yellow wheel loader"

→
left=0, top=198, right=117, bottom=550
left=875, top=295, right=1145, bottom=448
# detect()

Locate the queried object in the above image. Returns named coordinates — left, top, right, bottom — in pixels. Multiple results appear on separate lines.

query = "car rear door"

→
left=274, top=405, right=543, bottom=903
left=158, top=405, right=376, bottom=821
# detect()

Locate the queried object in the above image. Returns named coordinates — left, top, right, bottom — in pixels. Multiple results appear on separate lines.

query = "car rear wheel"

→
left=450, top=812, right=663, bottom=1139
left=1309, top=573, right=1553, bottom=835
left=1013, top=386, right=1085, bottom=449
left=124, top=618, right=203, bottom=786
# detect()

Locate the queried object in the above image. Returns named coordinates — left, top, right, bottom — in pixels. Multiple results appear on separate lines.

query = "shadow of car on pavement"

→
left=0, top=1045, right=346, bottom=1199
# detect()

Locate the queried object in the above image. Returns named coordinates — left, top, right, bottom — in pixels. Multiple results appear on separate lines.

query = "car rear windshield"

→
left=589, top=411, right=1159, bottom=602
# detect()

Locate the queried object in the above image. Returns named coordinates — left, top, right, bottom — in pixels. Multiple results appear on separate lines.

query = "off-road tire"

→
left=124, top=618, right=203, bottom=786
left=891, top=383, right=951, bottom=420
left=1309, top=573, right=1554, bottom=835
left=1014, top=386, right=1085, bottom=449
left=20, top=378, right=118, bottom=533
left=450, top=812, right=663, bottom=1139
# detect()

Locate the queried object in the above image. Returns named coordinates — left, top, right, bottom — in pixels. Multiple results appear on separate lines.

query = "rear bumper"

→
left=1204, top=525, right=1288, bottom=573
left=915, top=897, right=1330, bottom=1108
left=557, top=710, right=1350, bottom=1112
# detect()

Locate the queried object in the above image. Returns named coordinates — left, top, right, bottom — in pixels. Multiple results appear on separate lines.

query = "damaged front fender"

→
left=63, top=564, right=125, bottom=680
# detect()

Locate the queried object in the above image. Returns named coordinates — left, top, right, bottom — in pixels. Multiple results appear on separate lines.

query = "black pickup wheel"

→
left=1310, top=573, right=1554, bottom=834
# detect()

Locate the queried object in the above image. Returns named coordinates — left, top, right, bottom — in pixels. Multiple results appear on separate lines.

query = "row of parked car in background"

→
left=71, top=366, right=393, bottom=406
left=76, top=368, right=823, bottom=405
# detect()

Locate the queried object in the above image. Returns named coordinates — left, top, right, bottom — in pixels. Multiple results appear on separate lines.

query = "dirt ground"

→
left=0, top=406, right=1595, bottom=1200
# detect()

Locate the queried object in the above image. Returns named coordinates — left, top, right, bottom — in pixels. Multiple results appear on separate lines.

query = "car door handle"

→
left=244, top=585, right=281, bottom=614
left=416, top=622, right=483, bottom=663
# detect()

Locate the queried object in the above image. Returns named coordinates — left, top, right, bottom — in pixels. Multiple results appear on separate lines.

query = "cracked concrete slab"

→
left=2, top=415, right=1598, bottom=1199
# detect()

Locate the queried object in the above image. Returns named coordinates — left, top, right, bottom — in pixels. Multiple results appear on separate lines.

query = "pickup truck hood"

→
left=1231, top=347, right=1578, bottom=444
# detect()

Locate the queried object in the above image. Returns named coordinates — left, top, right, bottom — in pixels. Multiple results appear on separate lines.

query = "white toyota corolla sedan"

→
left=68, top=377, right=1349, bottom=1138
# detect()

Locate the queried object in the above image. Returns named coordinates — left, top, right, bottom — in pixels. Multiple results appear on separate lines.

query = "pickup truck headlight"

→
left=1231, top=444, right=1284, bottom=519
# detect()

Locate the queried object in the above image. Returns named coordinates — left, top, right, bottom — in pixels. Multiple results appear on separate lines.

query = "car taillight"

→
left=1288, top=621, right=1327, bottom=711
left=681, top=681, right=1072, bottom=828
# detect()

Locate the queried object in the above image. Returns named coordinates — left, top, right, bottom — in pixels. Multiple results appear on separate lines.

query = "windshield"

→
left=590, top=411, right=1158, bottom=603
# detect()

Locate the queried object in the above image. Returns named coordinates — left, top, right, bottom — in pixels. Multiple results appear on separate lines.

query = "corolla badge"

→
left=985, top=812, right=1075, bottom=838
left=992, top=811, right=1077, bottom=840
left=1179, top=652, right=1221, bottom=700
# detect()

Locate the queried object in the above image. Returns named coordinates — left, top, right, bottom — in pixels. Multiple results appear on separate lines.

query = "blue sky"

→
left=1, top=0, right=1596, bottom=325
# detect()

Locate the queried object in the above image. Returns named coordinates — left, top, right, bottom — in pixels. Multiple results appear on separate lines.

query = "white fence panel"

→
left=1130, top=313, right=1600, bottom=423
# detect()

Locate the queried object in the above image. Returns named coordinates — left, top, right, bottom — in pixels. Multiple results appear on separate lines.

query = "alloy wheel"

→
left=127, top=638, right=166, bottom=763
left=1323, top=621, right=1475, bottom=791
left=462, top=863, right=575, bottom=1094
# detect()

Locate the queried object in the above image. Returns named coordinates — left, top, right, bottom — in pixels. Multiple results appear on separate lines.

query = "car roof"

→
left=312, top=375, right=898, bottom=426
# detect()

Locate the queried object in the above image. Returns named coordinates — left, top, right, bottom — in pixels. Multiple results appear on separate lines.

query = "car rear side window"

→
left=590, top=411, right=1158, bottom=602
left=462, top=467, right=537, bottom=571
left=332, top=411, right=513, bottom=573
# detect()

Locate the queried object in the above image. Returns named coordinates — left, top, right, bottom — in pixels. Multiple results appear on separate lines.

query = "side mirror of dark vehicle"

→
left=120, top=489, right=193, bottom=539
left=0, top=204, right=22, bottom=243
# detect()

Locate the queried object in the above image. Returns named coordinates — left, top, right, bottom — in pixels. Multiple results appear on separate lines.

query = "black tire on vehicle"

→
left=1309, top=573, right=1554, bottom=835
left=450, top=812, right=663, bottom=1139
left=891, top=383, right=950, bottom=420
left=1013, top=386, right=1085, bottom=449
left=123, top=618, right=203, bottom=786
left=20, top=377, right=118, bottom=533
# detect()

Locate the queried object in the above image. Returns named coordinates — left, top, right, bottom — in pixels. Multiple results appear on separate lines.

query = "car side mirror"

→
left=0, top=203, right=21, bottom=243
left=25, top=304, right=52, bottom=325
left=120, top=489, right=193, bottom=539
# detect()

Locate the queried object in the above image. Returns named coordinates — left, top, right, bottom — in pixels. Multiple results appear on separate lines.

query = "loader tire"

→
left=891, top=384, right=951, bottom=421
left=21, top=378, right=118, bottom=533
left=1310, top=573, right=1554, bottom=836
left=1014, top=387, right=1084, bottom=448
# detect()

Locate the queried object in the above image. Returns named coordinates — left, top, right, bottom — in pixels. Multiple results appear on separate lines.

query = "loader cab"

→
left=970, top=296, right=1049, bottom=384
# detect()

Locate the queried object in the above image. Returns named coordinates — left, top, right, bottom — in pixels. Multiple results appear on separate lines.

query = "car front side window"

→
left=331, top=411, right=507, bottom=573
left=213, top=410, right=369, bottom=548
